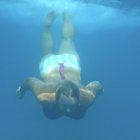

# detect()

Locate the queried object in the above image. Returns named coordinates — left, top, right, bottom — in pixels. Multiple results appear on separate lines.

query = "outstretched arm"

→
left=78, top=81, right=103, bottom=110
left=86, top=81, right=104, bottom=96
left=16, top=77, right=46, bottom=99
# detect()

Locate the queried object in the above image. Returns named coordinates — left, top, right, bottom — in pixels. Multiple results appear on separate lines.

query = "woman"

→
left=16, top=11, right=103, bottom=119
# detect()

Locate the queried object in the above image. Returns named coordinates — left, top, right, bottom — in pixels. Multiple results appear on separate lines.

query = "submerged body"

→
left=16, top=12, right=103, bottom=119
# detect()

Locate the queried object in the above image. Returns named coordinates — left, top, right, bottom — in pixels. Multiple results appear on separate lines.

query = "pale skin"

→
left=16, top=12, right=103, bottom=119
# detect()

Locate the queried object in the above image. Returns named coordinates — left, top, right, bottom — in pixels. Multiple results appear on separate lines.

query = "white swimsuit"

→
left=39, top=54, right=81, bottom=78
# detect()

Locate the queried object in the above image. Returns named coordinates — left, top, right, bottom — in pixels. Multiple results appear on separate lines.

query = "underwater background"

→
left=0, top=0, right=140, bottom=140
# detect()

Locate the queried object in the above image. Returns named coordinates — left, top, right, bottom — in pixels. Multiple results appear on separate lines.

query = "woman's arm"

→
left=79, top=88, right=96, bottom=109
left=16, top=77, right=46, bottom=99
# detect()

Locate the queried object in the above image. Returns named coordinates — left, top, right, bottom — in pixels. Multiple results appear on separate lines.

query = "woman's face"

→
left=56, top=80, right=79, bottom=114
left=57, top=92, right=79, bottom=114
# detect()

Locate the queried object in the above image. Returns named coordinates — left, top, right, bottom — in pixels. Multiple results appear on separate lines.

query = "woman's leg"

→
left=41, top=12, right=56, bottom=57
left=58, top=13, right=78, bottom=55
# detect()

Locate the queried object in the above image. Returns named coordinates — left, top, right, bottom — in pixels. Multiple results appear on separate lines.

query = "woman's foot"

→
left=45, top=11, right=57, bottom=27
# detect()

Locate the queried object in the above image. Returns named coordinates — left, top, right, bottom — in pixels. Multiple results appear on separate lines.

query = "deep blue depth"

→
left=0, top=1, right=140, bottom=140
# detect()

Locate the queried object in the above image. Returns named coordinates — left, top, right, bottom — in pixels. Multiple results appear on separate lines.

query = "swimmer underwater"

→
left=16, top=11, right=103, bottom=120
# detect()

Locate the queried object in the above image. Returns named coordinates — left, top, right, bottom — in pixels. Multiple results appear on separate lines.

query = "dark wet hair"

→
left=55, top=80, right=80, bottom=101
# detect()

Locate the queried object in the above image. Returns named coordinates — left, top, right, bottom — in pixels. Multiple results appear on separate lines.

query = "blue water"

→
left=0, top=0, right=140, bottom=140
